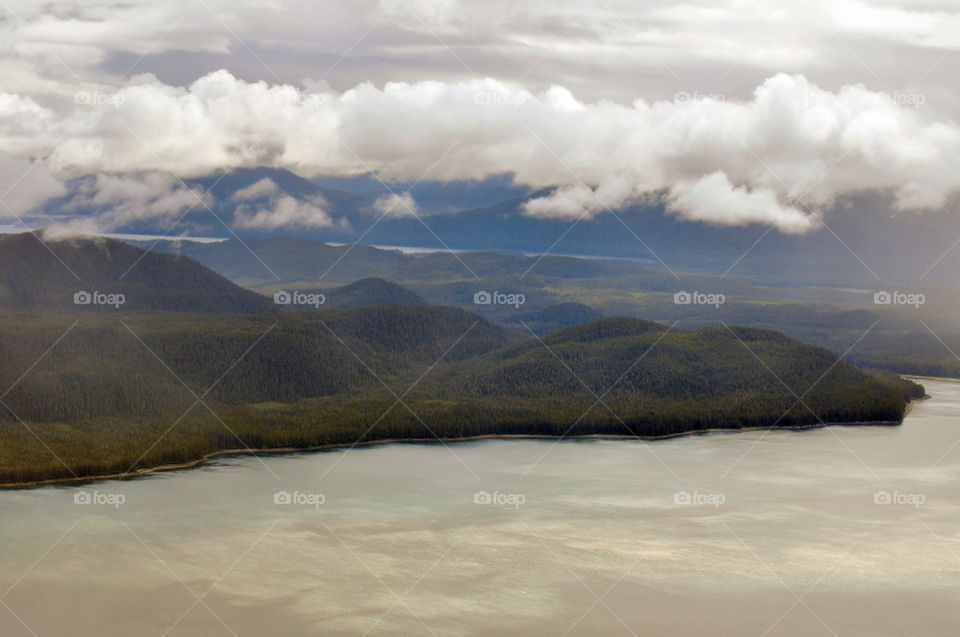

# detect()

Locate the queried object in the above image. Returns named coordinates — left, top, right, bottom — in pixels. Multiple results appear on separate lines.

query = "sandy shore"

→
left=1, top=418, right=905, bottom=489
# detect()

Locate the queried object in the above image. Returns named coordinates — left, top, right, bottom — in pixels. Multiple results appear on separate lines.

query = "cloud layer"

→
left=1, top=0, right=959, bottom=234
left=2, top=70, right=959, bottom=233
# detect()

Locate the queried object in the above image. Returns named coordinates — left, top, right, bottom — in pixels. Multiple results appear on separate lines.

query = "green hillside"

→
left=0, top=232, right=273, bottom=313
left=0, top=311, right=920, bottom=485
left=321, top=277, right=429, bottom=309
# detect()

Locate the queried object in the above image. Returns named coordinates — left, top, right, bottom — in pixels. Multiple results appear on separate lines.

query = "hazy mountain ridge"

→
left=24, top=167, right=960, bottom=290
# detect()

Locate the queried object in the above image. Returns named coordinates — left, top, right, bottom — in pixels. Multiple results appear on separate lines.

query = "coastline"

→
left=905, top=374, right=960, bottom=384
left=0, top=418, right=904, bottom=489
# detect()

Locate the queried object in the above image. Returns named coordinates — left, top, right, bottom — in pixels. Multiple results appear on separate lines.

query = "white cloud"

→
left=38, top=172, right=206, bottom=236
left=0, top=69, right=959, bottom=233
left=232, top=178, right=279, bottom=201
left=3, top=0, right=959, bottom=105
left=667, top=172, right=818, bottom=234
left=370, top=192, right=418, bottom=217
left=0, top=157, right=67, bottom=216
left=233, top=194, right=334, bottom=230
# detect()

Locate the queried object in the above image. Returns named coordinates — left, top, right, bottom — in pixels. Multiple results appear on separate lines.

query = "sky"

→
left=1, top=0, right=959, bottom=234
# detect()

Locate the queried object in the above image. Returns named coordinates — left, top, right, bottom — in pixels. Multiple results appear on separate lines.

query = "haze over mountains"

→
left=5, top=228, right=958, bottom=379
left=22, top=167, right=960, bottom=291
left=0, top=230, right=923, bottom=484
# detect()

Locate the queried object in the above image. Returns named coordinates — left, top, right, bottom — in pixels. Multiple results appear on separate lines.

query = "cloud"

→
left=233, top=194, right=334, bottom=230
left=1, top=71, right=960, bottom=233
left=229, top=177, right=338, bottom=230
left=232, top=177, right=279, bottom=201
left=369, top=192, right=418, bottom=217
left=0, top=157, right=67, bottom=216
left=38, top=172, right=206, bottom=237
left=4, top=0, right=959, bottom=110
left=667, top=172, right=819, bottom=234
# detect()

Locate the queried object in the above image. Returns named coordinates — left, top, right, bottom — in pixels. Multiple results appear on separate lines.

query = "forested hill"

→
left=0, top=309, right=921, bottom=485
left=0, top=232, right=274, bottom=313
left=416, top=318, right=924, bottom=435
left=321, top=278, right=429, bottom=309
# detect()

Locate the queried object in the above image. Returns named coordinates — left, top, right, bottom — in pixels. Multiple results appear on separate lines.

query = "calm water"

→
left=2, top=380, right=959, bottom=636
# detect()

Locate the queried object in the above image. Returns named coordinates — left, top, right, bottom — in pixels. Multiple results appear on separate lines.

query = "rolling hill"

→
left=0, top=232, right=273, bottom=313
left=320, top=278, right=429, bottom=309
left=0, top=306, right=920, bottom=484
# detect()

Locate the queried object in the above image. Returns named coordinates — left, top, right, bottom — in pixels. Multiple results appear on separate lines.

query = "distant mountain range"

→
left=6, top=230, right=959, bottom=379
left=22, top=167, right=960, bottom=290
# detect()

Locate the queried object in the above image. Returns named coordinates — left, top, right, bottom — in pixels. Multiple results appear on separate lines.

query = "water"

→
left=2, top=380, right=959, bottom=636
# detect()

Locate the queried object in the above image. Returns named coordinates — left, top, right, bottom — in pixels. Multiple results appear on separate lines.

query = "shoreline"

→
left=905, top=374, right=960, bottom=384
left=0, top=418, right=905, bottom=489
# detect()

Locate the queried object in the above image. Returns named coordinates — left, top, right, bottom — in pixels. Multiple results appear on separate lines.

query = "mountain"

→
left=321, top=278, right=428, bottom=309
left=147, top=236, right=412, bottom=286
left=136, top=236, right=960, bottom=378
left=503, top=302, right=605, bottom=335
left=0, top=232, right=273, bottom=313
left=357, top=193, right=960, bottom=289
left=25, top=167, right=960, bottom=291
left=185, top=167, right=372, bottom=239
left=32, top=167, right=374, bottom=243
left=415, top=317, right=923, bottom=433
left=311, top=172, right=531, bottom=214
left=144, top=235, right=739, bottom=293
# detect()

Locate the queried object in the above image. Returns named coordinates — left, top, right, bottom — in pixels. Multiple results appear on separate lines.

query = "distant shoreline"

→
left=905, top=374, right=960, bottom=383
left=0, top=418, right=905, bottom=489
